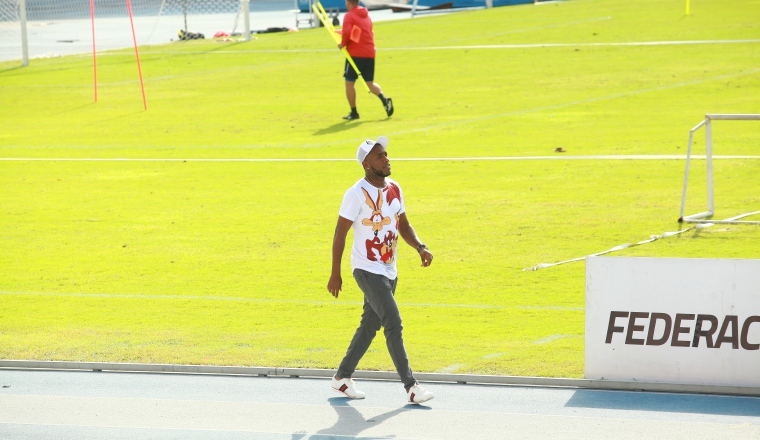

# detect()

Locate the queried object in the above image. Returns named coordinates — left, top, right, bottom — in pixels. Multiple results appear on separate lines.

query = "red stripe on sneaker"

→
left=339, top=384, right=348, bottom=393
left=410, top=392, right=416, bottom=402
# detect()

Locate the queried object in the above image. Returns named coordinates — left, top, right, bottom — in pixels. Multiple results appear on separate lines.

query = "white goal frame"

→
left=8, top=0, right=252, bottom=67
left=18, top=0, right=29, bottom=66
left=679, top=114, right=760, bottom=225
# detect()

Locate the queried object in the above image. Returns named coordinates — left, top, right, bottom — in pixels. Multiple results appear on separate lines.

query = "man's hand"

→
left=328, top=273, right=343, bottom=298
left=337, top=43, right=343, bottom=50
left=419, top=248, right=433, bottom=267
left=329, top=216, right=352, bottom=298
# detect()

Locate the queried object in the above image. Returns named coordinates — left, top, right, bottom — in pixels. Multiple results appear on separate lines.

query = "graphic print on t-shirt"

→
left=360, top=185, right=399, bottom=264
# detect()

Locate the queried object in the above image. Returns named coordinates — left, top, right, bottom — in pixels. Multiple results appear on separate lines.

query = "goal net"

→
left=0, top=0, right=252, bottom=64
left=0, top=0, right=24, bottom=63
left=679, top=114, right=760, bottom=225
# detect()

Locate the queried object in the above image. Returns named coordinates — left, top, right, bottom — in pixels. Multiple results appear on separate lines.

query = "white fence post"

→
left=19, top=0, right=28, bottom=66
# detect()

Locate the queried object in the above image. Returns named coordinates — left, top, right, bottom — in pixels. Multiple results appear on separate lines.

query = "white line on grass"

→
left=1, top=155, right=757, bottom=162
left=436, top=364, right=467, bottom=374
left=482, top=353, right=506, bottom=359
left=0, top=291, right=583, bottom=311
left=35, top=37, right=748, bottom=97
left=387, top=39, right=760, bottom=51
left=131, top=39, right=760, bottom=55
left=426, top=16, right=613, bottom=46
left=532, top=334, right=582, bottom=344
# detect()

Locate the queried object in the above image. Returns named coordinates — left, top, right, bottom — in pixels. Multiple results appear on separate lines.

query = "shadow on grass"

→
left=313, top=121, right=366, bottom=136
left=81, top=109, right=146, bottom=126
left=565, top=389, right=760, bottom=417
left=199, top=39, right=249, bottom=53
left=0, top=64, right=27, bottom=75
left=52, top=102, right=98, bottom=116
left=118, top=39, right=250, bottom=65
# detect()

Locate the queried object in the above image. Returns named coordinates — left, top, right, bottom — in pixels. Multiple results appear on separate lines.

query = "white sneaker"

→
left=406, top=382, right=434, bottom=404
left=331, top=376, right=366, bottom=399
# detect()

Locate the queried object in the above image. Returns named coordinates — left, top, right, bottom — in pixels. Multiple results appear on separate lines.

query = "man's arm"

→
left=328, top=216, right=354, bottom=298
left=338, top=15, right=352, bottom=50
left=398, top=212, right=433, bottom=267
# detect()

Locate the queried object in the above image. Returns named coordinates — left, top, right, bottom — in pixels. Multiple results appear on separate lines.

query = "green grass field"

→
left=1, top=0, right=758, bottom=378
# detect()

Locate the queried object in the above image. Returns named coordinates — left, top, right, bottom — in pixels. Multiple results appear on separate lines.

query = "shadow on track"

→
left=565, top=389, right=760, bottom=417
left=303, top=396, right=431, bottom=439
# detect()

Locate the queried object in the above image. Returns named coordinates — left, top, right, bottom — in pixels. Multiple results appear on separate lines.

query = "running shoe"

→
left=331, top=376, right=366, bottom=399
left=384, top=97, right=394, bottom=117
left=406, top=382, right=433, bottom=404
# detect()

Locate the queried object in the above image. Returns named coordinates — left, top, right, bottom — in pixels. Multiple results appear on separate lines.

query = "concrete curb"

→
left=1, top=360, right=759, bottom=397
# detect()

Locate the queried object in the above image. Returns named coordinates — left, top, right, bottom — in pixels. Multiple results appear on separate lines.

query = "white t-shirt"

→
left=339, top=177, right=405, bottom=280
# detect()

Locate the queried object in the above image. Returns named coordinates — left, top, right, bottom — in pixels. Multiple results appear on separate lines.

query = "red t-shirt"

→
left=340, top=6, right=375, bottom=59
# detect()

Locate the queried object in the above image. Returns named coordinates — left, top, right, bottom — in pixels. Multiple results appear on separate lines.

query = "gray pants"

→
left=337, top=269, right=416, bottom=388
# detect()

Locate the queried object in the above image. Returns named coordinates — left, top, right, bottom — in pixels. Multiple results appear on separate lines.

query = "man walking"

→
left=337, top=0, right=394, bottom=120
left=327, top=135, right=433, bottom=404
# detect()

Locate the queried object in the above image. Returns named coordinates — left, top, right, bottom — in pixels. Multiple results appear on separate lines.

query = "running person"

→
left=327, top=136, right=433, bottom=404
left=337, top=0, right=394, bottom=120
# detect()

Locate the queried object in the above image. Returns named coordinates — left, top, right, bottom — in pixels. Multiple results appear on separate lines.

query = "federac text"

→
left=605, top=311, right=760, bottom=350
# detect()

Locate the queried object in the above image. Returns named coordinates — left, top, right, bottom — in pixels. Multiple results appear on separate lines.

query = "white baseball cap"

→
left=356, top=136, right=389, bottom=165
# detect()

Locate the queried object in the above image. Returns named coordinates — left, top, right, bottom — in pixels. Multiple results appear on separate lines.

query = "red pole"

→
left=90, top=0, right=97, bottom=102
left=125, top=0, right=147, bottom=110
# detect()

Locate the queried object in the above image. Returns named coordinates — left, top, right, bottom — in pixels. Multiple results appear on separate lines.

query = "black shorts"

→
left=344, top=57, right=375, bottom=82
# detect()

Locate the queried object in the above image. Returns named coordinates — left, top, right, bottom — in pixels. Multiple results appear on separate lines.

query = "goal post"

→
left=679, top=114, right=760, bottom=225
left=1, top=0, right=252, bottom=65
left=18, top=0, right=27, bottom=65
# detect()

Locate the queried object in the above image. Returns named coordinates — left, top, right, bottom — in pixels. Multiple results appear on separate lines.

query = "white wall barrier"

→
left=586, top=256, right=760, bottom=388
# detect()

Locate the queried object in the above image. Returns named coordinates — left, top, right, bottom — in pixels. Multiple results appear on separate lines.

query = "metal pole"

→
left=705, top=118, right=714, bottom=215
left=182, top=0, right=187, bottom=33
left=19, top=0, right=29, bottom=66
left=243, top=0, right=250, bottom=41
left=679, top=129, right=696, bottom=221
left=679, top=118, right=708, bottom=222
left=90, top=0, right=97, bottom=102
left=486, top=0, right=493, bottom=8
